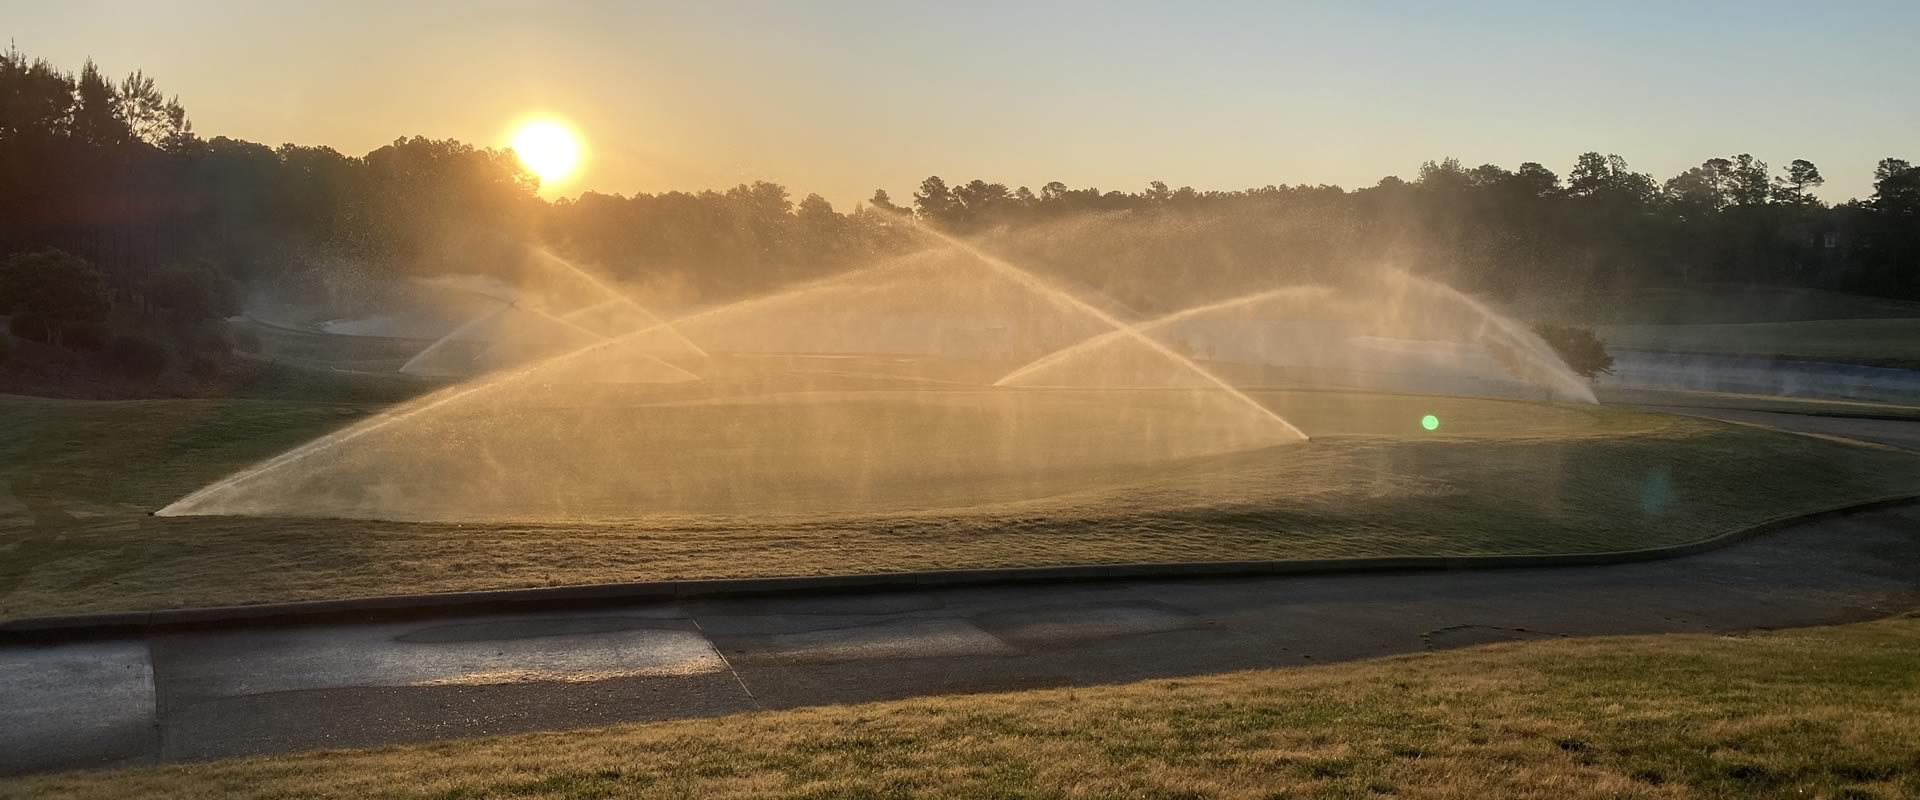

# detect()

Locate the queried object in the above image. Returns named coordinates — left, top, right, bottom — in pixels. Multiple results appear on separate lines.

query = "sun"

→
left=508, top=118, right=583, bottom=187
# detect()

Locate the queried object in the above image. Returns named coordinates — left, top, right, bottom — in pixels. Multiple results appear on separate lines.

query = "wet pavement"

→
left=2, top=408, right=1916, bottom=776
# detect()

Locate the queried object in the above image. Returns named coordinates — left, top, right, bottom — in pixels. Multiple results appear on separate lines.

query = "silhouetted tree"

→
left=0, top=248, right=111, bottom=346
left=912, top=176, right=960, bottom=223
left=5, top=45, right=1919, bottom=356
left=868, top=188, right=904, bottom=214
left=1531, top=322, right=1614, bottom=379
left=1773, top=159, right=1824, bottom=205
left=1725, top=154, right=1771, bottom=207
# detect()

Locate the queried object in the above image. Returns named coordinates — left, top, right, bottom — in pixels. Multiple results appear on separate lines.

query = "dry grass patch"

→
left=10, top=615, right=1920, bottom=799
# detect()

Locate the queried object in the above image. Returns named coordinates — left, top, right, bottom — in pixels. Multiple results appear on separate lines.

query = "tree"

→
left=1566, top=153, right=1612, bottom=198
left=0, top=248, right=111, bottom=346
left=1567, top=152, right=1655, bottom=204
left=1725, top=154, right=1771, bottom=206
left=70, top=59, right=128, bottom=146
left=1467, top=163, right=1512, bottom=187
left=1530, top=322, right=1614, bottom=380
left=1771, top=159, right=1824, bottom=205
left=1416, top=157, right=1468, bottom=190
left=912, top=176, right=961, bottom=223
left=951, top=179, right=1013, bottom=225
left=868, top=189, right=904, bottom=214
left=144, top=263, right=236, bottom=325
left=116, top=70, right=192, bottom=150
left=1512, top=162, right=1559, bottom=197
left=1663, top=159, right=1731, bottom=217
left=1870, top=159, right=1918, bottom=214
left=0, top=46, right=77, bottom=141
left=1862, top=158, right=1920, bottom=294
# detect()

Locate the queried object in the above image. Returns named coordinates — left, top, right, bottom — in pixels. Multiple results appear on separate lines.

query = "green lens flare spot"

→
left=1421, top=414, right=1440, bottom=431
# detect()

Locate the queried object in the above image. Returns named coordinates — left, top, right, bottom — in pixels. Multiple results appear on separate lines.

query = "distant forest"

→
left=3, top=48, right=1918, bottom=368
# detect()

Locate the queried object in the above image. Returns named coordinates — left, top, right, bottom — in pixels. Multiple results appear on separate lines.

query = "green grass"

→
left=11, top=614, right=1920, bottom=799
left=1514, top=285, right=1920, bottom=326
left=6, top=372, right=1919, bottom=620
left=1595, top=318, right=1920, bottom=365
left=1507, top=285, right=1920, bottom=365
left=1598, top=387, right=1920, bottom=421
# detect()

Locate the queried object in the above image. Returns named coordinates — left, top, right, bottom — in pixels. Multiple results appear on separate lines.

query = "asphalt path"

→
left=3, top=407, right=1916, bottom=776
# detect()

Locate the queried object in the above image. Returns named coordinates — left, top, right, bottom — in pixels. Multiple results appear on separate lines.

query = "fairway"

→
left=1596, top=318, right=1920, bottom=364
left=1513, top=285, right=1920, bottom=366
left=5, top=364, right=1919, bottom=620
left=1515, top=285, right=1920, bottom=326
left=11, top=614, right=1920, bottom=799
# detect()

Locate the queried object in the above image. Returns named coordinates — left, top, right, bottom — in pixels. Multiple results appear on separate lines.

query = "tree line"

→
left=2, top=48, right=1917, bottom=381
left=895, top=154, right=1917, bottom=303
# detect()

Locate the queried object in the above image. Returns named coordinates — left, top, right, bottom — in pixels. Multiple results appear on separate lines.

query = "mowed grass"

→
left=1599, top=386, right=1920, bottom=421
left=1595, top=318, right=1920, bottom=365
left=1512, top=284, right=1920, bottom=365
left=6, top=370, right=1920, bottom=620
left=12, top=615, right=1920, bottom=799
left=1516, top=285, right=1920, bottom=326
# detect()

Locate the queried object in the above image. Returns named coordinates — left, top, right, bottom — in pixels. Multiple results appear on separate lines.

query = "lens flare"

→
left=1421, top=414, right=1440, bottom=431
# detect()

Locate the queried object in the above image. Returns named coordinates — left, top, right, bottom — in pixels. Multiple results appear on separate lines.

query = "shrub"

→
left=230, top=324, right=263, bottom=354
left=145, top=263, right=239, bottom=324
left=11, top=311, right=104, bottom=348
left=63, top=320, right=107, bottom=350
left=1530, top=322, right=1615, bottom=380
left=8, top=311, right=49, bottom=343
left=186, top=321, right=231, bottom=356
left=100, top=333, right=170, bottom=380
left=0, top=248, right=111, bottom=348
left=187, top=354, right=224, bottom=379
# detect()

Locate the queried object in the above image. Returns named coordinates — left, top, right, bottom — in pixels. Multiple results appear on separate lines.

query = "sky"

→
left=6, top=0, right=1917, bottom=208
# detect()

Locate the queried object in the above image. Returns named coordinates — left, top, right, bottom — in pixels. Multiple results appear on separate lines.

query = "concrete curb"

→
left=5, top=492, right=1919, bottom=641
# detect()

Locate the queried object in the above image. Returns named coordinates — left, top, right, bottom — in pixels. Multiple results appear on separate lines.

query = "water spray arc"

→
left=530, top=249, right=710, bottom=359
left=1379, top=268, right=1596, bottom=404
left=159, top=230, right=1316, bottom=520
left=909, top=224, right=1308, bottom=442
left=397, top=305, right=512, bottom=376
left=997, top=286, right=1340, bottom=386
left=998, top=269, right=1596, bottom=406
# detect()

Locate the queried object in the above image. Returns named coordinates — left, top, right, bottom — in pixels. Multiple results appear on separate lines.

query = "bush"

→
left=185, top=321, right=231, bottom=356
left=1530, top=322, right=1615, bottom=380
left=99, top=333, right=170, bottom=380
left=8, top=311, right=48, bottom=343
left=230, top=324, right=262, bottom=354
left=187, top=354, right=225, bottom=379
left=64, top=320, right=106, bottom=350
left=10, top=311, right=103, bottom=348
left=0, top=248, right=111, bottom=348
left=145, top=263, right=239, bottom=324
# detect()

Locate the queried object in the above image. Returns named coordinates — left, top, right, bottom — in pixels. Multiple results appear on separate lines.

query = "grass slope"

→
left=1598, top=387, right=1920, bottom=421
left=6, top=378, right=1918, bottom=620
left=1596, top=318, right=1920, bottom=365
left=11, top=615, right=1920, bottom=799
left=1515, top=285, right=1920, bottom=326
left=1511, top=284, right=1920, bottom=366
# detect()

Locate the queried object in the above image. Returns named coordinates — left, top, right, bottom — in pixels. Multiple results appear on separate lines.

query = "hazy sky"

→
left=7, top=0, right=1916, bottom=207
